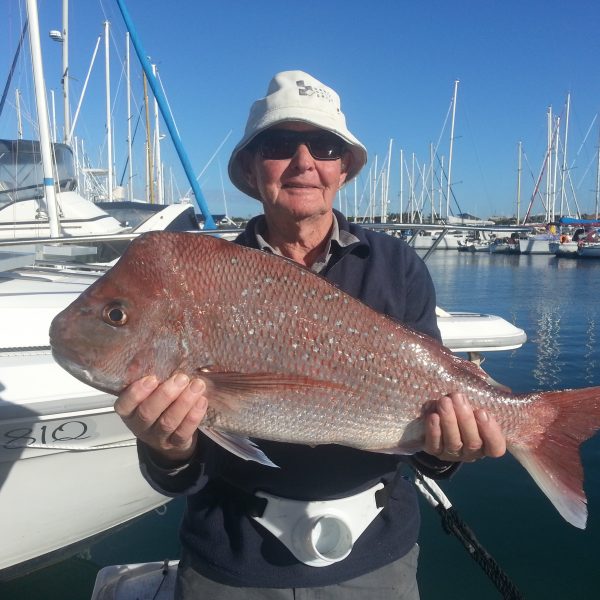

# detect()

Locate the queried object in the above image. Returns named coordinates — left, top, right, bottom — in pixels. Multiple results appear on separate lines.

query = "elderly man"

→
left=115, top=70, right=505, bottom=599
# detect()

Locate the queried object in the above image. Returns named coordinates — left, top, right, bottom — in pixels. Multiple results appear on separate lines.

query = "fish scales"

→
left=184, top=241, right=484, bottom=444
left=49, top=231, right=600, bottom=528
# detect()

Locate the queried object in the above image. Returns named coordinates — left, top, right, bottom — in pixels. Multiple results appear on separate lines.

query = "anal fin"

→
left=199, top=426, right=279, bottom=468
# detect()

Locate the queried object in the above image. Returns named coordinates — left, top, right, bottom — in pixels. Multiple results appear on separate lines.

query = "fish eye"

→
left=102, top=303, right=128, bottom=327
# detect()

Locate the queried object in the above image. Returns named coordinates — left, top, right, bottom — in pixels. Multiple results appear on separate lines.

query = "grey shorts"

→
left=175, top=543, right=420, bottom=600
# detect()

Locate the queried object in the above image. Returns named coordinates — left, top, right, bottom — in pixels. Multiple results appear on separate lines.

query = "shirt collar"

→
left=253, top=214, right=359, bottom=273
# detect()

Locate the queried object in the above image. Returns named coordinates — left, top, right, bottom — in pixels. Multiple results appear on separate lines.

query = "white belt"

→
left=251, top=482, right=385, bottom=567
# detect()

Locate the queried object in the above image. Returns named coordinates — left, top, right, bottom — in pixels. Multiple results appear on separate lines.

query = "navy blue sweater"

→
left=139, top=212, right=452, bottom=588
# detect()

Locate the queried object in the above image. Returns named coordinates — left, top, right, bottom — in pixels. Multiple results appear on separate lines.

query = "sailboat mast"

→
left=383, top=138, right=393, bottom=223
left=68, top=35, right=101, bottom=146
left=25, top=0, right=60, bottom=237
left=152, top=64, right=164, bottom=205
left=399, top=148, right=403, bottom=221
left=126, top=32, right=134, bottom=201
left=446, top=80, right=459, bottom=220
left=143, top=73, right=154, bottom=204
left=551, top=116, right=560, bottom=222
left=595, top=122, right=600, bottom=220
left=559, top=93, right=571, bottom=218
left=439, top=156, right=444, bottom=218
left=545, top=106, right=552, bottom=222
left=410, top=152, right=415, bottom=223
left=61, top=0, right=70, bottom=142
left=104, top=20, right=114, bottom=201
left=430, top=142, right=434, bottom=222
left=516, top=141, right=522, bottom=223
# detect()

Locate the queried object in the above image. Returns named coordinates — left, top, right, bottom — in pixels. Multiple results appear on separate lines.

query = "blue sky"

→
left=2, top=0, right=600, bottom=220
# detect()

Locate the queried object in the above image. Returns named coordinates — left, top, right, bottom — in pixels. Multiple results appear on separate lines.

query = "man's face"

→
left=244, top=122, right=350, bottom=222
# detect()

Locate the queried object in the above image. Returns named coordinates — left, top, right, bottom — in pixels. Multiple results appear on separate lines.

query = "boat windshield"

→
left=0, top=139, right=77, bottom=208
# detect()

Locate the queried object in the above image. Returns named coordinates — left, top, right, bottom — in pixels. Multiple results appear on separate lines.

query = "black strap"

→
left=217, top=479, right=268, bottom=517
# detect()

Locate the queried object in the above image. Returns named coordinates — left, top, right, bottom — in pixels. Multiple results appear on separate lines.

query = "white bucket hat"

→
left=228, top=70, right=368, bottom=200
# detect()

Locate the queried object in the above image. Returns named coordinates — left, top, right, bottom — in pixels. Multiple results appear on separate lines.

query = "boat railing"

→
left=0, top=227, right=241, bottom=249
left=0, top=228, right=243, bottom=273
left=360, top=222, right=532, bottom=261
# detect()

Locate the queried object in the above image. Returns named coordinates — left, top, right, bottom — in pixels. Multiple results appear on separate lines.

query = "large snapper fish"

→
left=50, top=231, right=600, bottom=528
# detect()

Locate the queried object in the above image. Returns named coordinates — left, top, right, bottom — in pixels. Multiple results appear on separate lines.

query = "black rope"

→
left=436, top=504, right=524, bottom=600
left=150, top=559, right=172, bottom=600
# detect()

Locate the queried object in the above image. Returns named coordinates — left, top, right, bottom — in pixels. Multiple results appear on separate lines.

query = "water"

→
left=419, top=252, right=600, bottom=599
left=2, top=252, right=600, bottom=599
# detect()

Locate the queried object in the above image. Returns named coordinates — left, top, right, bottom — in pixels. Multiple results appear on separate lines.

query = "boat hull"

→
left=578, top=243, right=600, bottom=258
left=518, top=237, right=558, bottom=255
left=412, top=231, right=469, bottom=250
left=0, top=412, right=169, bottom=577
left=0, top=271, right=169, bottom=577
left=489, top=241, right=520, bottom=254
left=549, top=240, right=579, bottom=257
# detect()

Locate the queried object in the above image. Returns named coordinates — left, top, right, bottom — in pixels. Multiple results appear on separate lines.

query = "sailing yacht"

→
left=0, top=139, right=127, bottom=240
left=0, top=0, right=209, bottom=577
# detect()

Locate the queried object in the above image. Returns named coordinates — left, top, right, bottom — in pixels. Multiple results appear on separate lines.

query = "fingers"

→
left=474, top=409, right=506, bottom=458
left=423, top=392, right=506, bottom=462
left=114, top=375, right=160, bottom=420
left=114, top=373, right=208, bottom=460
left=163, top=379, right=208, bottom=447
left=134, top=374, right=196, bottom=434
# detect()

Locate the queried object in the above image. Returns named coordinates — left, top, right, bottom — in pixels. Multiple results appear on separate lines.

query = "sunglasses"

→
left=251, top=130, right=347, bottom=161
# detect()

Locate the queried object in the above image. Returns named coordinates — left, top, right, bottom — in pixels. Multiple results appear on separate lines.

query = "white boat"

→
left=0, top=80, right=201, bottom=581
left=0, top=208, right=202, bottom=577
left=91, top=560, right=179, bottom=600
left=0, top=139, right=128, bottom=241
left=0, top=265, right=171, bottom=577
left=456, top=239, right=492, bottom=253
left=0, top=0, right=221, bottom=579
left=0, top=209, right=204, bottom=570
left=578, top=241, right=600, bottom=258
left=489, top=236, right=520, bottom=255
left=411, top=229, right=470, bottom=250
left=435, top=307, right=526, bottom=364
left=446, top=214, right=496, bottom=227
left=549, top=239, right=579, bottom=257
left=518, top=233, right=559, bottom=255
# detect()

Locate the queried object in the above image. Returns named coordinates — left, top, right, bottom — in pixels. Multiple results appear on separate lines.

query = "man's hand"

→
left=114, top=373, right=208, bottom=465
left=423, top=392, right=506, bottom=462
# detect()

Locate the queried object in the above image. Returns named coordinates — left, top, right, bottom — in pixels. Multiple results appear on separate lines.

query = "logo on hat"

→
left=296, top=80, right=334, bottom=103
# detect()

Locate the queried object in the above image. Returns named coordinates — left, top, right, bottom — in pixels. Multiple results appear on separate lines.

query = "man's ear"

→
left=239, top=150, right=257, bottom=189
left=339, top=150, right=353, bottom=186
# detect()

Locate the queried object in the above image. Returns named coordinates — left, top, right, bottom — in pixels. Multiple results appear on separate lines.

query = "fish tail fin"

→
left=509, top=386, right=600, bottom=529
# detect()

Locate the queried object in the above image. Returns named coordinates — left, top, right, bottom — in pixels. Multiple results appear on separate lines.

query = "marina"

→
left=1, top=1, right=600, bottom=598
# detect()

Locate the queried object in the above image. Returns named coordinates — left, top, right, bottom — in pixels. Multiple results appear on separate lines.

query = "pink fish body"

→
left=50, top=231, right=600, bottom=528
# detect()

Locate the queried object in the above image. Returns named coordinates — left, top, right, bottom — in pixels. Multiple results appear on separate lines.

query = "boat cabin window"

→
left=0, top=139, right=77, bottom=208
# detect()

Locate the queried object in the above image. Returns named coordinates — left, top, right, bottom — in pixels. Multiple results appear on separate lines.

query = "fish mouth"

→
left=51, top=349, right=122, bottom=396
